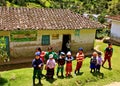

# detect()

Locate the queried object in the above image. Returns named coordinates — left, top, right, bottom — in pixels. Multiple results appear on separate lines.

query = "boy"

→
left=96, top=52, right=102, bottom=72
left=90, top=52, right=97, bottom=73
left=102, top=43, right=113, bottom=69
left=74, top=48, right=84, bottom=74
left=32, top=52, right=43, bottom=86
left=46, top=54, right=56, bottom=79
left=56, top=52, right=66, bottom=77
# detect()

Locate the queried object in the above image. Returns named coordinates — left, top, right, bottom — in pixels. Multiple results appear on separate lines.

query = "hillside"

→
left=0, top=0, right=120, bottom=15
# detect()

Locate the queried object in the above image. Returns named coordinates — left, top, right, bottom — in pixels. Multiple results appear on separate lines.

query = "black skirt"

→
left=46, top=67, right=54, bottom=77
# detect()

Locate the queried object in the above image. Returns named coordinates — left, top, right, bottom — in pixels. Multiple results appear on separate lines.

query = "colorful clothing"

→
left=40, top=51, right=46, bottom=62
left=32, top=58, right=43, bottom=85
left=46, top=59, right=56, bottom=78
left=57, top=56, right=65, bottom=76
left=75, top=53, right=84, bottom=71
left=65, top=56, right=73, bottom=73
left=96, top=56, right=102, bottom=71
left=102, top=47, right=113, bottom=68
left=45, top=51, right=58, bottom=61
left=90, top=56, right=97, bottom=69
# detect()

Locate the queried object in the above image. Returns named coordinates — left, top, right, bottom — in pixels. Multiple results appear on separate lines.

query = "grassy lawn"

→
left=0, top=41, right=120, bottom=86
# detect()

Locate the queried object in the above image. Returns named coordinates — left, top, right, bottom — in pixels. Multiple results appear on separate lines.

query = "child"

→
left=65, top=51, right=74, bottom=77
left=32, top=52, right=43, bottom=86
left=96, top=52, right=102, bottom=72
left=45, top=46, right=58, bottom=62
left=74, top=48, right=84, bottom=74
left=90, top=52, right=97, bottom=73
left=46, top=54, right=56, bottom=79
left=56, top=52, right=66, bottom=77
left=102, top=43, right=113, bottom=69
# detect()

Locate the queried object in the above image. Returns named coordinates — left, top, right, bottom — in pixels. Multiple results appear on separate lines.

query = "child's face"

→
left=98, top=55, right=101, bottom=57
left=68, top=55, right=71, bottom=57
left=93, top=54, right=97, bottom=57
left=79, top=51, right=83, bottom=54
left=61, top=55, right=65, bottom=58
left=109, top=45, right=112, bottom=48
left=48, top=49, right=52, bottom=52
left=35, top=56, right=39, bottom=59
left=49, top=58, right=53, bottom=60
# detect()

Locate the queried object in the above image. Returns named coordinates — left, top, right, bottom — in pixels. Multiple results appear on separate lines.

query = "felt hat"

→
left=60, top=52, right=65, bottom=56
left=67, top=51, right=71, bottom=55
left=49, top=54, right=53, bottom=59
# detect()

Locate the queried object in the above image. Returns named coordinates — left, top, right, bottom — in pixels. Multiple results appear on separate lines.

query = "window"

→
left=42, top=35, right=50, bottom=45
left=10, top=30, right=37, bottom=42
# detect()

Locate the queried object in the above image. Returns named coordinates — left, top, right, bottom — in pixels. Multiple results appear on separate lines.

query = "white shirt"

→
left=46, top=59, right=56, bottom=69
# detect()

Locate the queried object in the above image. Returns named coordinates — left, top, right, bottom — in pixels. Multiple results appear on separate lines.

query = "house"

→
left=107, top=15, right=120, bottom=43
left=0, top=7, right=104, bottom=58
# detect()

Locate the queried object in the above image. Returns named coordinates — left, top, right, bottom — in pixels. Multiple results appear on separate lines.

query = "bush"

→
left=95, top=29, right=110, bottom=39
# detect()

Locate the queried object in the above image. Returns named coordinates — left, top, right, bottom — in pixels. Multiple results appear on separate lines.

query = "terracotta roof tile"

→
left=0, top=7, right=104, bottom=30
left=107, top=15, right=120, bottom=21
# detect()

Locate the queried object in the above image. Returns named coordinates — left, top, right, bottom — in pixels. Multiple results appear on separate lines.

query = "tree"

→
left=0, top=0, right=6, bottom=6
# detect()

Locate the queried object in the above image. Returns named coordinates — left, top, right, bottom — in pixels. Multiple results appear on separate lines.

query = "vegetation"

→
left=0, top=37, right=8, bottom=62
left=10, top=30, right=37, bottom=42
left=0, top=0, right=119, bottom=24
left=95, top=29, right=110, bottom=39
left=0, top=41, right=120, bottom=86
left=0, top=0, right=120, bottom=15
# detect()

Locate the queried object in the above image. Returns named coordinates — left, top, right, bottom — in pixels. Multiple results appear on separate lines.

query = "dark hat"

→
left=98, top=52, right=102, bottom=55
left=78, top=47, right=83, bottom=51
left=48, top=46, right=53, bottom=50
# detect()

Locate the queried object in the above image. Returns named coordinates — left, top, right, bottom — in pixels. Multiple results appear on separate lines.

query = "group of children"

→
left=32, top=43, right=113, bottom=86
left=32, top=46, right=85, bottom=85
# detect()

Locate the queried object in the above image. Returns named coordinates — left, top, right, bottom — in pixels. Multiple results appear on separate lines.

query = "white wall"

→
left=111, top=20, right=120, bottom=42
left=111, top=20, right=120, bottom=37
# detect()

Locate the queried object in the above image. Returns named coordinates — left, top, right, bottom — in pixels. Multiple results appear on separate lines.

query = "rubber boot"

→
left=61, top=72, right=64, bottom=77
left=74, top=70, right=76, bottom=74
left=39, top=78, right=41, bottom=85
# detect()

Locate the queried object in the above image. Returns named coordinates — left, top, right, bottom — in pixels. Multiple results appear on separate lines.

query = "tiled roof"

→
left=0, top=7, right=104, bottom=30
left=107, top=15, right=120, bottom=21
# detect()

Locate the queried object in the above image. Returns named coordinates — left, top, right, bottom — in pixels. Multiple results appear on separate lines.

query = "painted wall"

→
left=111, top=20, right=120, bottom=43
left=0, top=31, right=10, bottom=37
left=10, top=29, right=96, bottom=58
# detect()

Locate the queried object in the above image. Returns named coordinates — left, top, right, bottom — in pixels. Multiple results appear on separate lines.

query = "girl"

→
left=90, top=52, right=97, bottom=73
left=65, top=51, right=74, bottom=77
left=46, top=54, right=56, bottom=79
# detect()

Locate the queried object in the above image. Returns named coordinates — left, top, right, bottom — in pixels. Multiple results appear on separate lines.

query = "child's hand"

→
left=38, top=64, right=41, bottom=67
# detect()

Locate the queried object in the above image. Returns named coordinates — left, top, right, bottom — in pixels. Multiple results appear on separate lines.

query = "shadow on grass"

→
left=65, top=74, right=74, bottom=79
left=46, top=77, right=57, bottom=83
left=0, top=77, right=8, bottom=86
left=76, top=72, right=84, bottom=76
left=34, top=83, right=43, bottom=86
left=91, top=71, right=104, bottom=79
left=102, top=66, right=112, bottom=70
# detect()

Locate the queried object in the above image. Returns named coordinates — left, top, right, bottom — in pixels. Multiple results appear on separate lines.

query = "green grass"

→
left=0, top=41, right=120, bottom=86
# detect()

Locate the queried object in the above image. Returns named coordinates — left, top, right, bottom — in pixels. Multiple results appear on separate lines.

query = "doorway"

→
left=62, top=34, right=71, bottom=54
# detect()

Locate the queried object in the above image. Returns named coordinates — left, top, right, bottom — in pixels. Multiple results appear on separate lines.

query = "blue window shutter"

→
left=42, top=35, right=50, bottom=45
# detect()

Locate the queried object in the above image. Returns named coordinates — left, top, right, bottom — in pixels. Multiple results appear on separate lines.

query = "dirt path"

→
left=95, top=40, right=120, bottom=86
